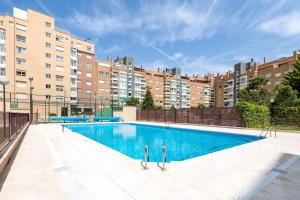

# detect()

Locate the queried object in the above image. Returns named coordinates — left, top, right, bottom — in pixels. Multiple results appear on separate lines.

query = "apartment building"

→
left=214, top=51, right=299, bottom=107
left=0, top=7, right=94, bottom=117
left=95, top=57, right=214, bottom=109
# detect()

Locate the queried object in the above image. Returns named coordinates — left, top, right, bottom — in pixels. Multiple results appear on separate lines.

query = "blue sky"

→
left=1, top=0, right=300, bottom=75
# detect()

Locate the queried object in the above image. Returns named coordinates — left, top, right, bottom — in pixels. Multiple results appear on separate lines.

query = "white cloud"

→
left=260, top=11, right=300, bottom=37
left=66, top=0, right=220, bottom=44
left=101, top=45, right=123, bottom=53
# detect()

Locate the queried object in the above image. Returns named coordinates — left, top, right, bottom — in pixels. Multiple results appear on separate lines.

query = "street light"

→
left=28, top=76, right=33, bottom=123
left=0, top=76, right=9, bottom=140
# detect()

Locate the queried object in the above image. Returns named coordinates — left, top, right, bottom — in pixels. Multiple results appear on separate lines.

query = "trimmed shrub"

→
left=237, top=101, right=270, bottom=128
left=49, top=113, right=57, bottom=116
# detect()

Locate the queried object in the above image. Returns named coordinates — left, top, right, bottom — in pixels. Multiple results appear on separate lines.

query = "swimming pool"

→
left=64, top=123, right=262, bottom=162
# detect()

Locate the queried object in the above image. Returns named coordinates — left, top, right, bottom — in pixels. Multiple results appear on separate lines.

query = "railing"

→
left=0, top=112, right=29, bottom=151
left=137, top=107, right=243, bottom=127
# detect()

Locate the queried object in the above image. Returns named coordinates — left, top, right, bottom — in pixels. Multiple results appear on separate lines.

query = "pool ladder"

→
left=259, top=128, right=277, bottom=138
left=157, top=144, right=167, bottom=171
left=141, top=144, right=149, bottom=170
left=141, top=144, right=167, bottom=171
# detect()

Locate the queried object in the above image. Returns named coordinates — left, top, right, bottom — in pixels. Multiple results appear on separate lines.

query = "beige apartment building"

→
left=214, top=51, right=299, bottom=107
left=0, top=7, right=94, bottom=118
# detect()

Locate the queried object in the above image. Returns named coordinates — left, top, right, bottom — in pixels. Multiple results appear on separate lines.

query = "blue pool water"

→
left=64, top=123, right=262, bottom=162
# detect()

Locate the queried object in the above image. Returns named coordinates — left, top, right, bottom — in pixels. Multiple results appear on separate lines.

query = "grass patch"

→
left=273, top=125, right=300, bottom=132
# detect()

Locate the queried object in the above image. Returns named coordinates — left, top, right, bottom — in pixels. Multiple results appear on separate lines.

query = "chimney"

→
left=157, top=67, right=160, bottom=72
left=263, top=57, right=268, bottom=64
left=251, top=58, right=254, bottom=62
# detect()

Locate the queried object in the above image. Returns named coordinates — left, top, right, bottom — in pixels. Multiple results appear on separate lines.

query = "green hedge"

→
left=237, top=101, right=270, bottom=128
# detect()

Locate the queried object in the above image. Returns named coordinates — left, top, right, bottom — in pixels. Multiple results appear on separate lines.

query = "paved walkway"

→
left=0, top=123, right=300, bottom=200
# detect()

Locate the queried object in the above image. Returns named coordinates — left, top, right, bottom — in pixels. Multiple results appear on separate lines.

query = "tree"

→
left=283, top=59, right=300, bottom=95
left=238, top=77, right=271, bottom=105
left=248, top=77, right=268, bottom=90
left=141, top=87, right=155, bottom=109
left=126, top=97, right=140, bottom=106
left=273, top=84, right=298, bottom=106
left=196, top=103, right=206, bottom=109
left=170, top=104, right=176, bottom=109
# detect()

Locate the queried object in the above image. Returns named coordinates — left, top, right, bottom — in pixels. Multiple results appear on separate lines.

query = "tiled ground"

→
left=0, top=123, right=299, bottom=200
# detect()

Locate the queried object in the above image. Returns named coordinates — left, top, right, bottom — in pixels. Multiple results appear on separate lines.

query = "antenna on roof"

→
left=84, top=37, right=92, bottom=42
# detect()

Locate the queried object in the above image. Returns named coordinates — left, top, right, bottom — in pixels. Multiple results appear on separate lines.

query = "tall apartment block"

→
left=0, top=7, right=95, bottom=117
left=214, top=51, right=299, bottom=107
left=95, top=57, right=214, bottom=109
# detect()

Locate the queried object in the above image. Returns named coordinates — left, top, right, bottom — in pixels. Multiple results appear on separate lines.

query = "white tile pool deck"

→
left=0, top=122, right=300, bottom=200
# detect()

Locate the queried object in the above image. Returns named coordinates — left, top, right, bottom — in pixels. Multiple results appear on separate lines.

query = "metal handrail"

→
left=259, top=128, right=277, bottom=138
left=141, top=144, right=149, bottom=170
left=157, top=144, right=166, bottom=171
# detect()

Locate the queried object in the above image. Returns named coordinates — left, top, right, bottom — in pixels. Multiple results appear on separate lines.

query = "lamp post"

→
left=0, top=76, right=9, bottom=139
left=28, top=76, right=33, bottom=123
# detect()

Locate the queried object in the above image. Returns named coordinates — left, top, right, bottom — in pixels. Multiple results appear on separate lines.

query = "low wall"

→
left=114, top=106, right=136, bottom=121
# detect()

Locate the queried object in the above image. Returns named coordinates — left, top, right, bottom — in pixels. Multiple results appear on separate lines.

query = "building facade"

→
left=0, top=7, right=95, bottom=117
left=214, top=51, right=299, bottom=107
left=95, top=57, right=214, bottom=109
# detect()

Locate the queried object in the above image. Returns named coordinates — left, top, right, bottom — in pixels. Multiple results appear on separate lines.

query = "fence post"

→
left=174, top=109, right=177, bottom=123
left=219, top=108, right=222, bottom=126
left=164, top=109, right=166, bottom=122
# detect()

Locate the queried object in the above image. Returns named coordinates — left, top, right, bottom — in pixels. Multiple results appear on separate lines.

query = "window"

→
left=86, top=63, right=92, bottom=68
left=87, top=46, right=91, bottom=51
left=16, top=58, right=26, bottom=65
left=16, top=46, right=26, bottom=53
left=275, top=72, right=281, bottom=77
left=16, top=70, right=26, bottom=76
left=0, top=20, right=3, bottom=26
left=56, top=35, right=64, bottom=42
left=56, top=75, right=64, bottom=81
left=71, top=49, right=77, bottom=57
left=45, top=22, right=51, bottom=28
left=45, top=32, right=51, bottom=38
left=0, top=29, right=5, bottom=40
left=16, top=24, right=27, bottom=31
left=46, top=95, right=51, bottom=99
left=86, top=81, right=92, bottom=86
left=16, top=81, right=26, bottom=88
left=86, top=55, right=92, bottom=59
left=56, top=55, right=64, bottom=62
left=46, top=74, right=51, bottom=79
left=71, top=59, right=77, bottom=66
left=86, top=73, right=92, bottom=77
left=16, top=35, right=26, bottom=42
left=56, top=66, right=64, bottom=71
left=0, top=67, right=5, bottom=76
left=56, top=96, right=63, bottom=101
left=45, top=63, right=51, bottom=68
left=56, top=85, right=64, bottom=91
left=264, top=73, right=271, bottom=78
left=0, top=55, right=5, bottom=64
left=56, top=46, right=64, bottom=52
left=46, top=42, right=51, bottom=48
left=45, top=53, right=51, bottom=58
left=45, top=84, right=51, bottom=89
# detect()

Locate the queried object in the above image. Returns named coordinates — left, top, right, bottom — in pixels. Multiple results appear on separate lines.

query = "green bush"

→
left=271, top=106, right=300, bottom=125
left=49, top=113, right=57, bottom=116
left=237, top=101, right=270, bottom=128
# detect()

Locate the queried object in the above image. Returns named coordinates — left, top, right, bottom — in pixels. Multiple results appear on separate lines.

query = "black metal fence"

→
left=137, top=107, right=243, bottom=127
left=2, top=92, right=126, bottom=120
left=0, top=112, right=30, bottom=150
